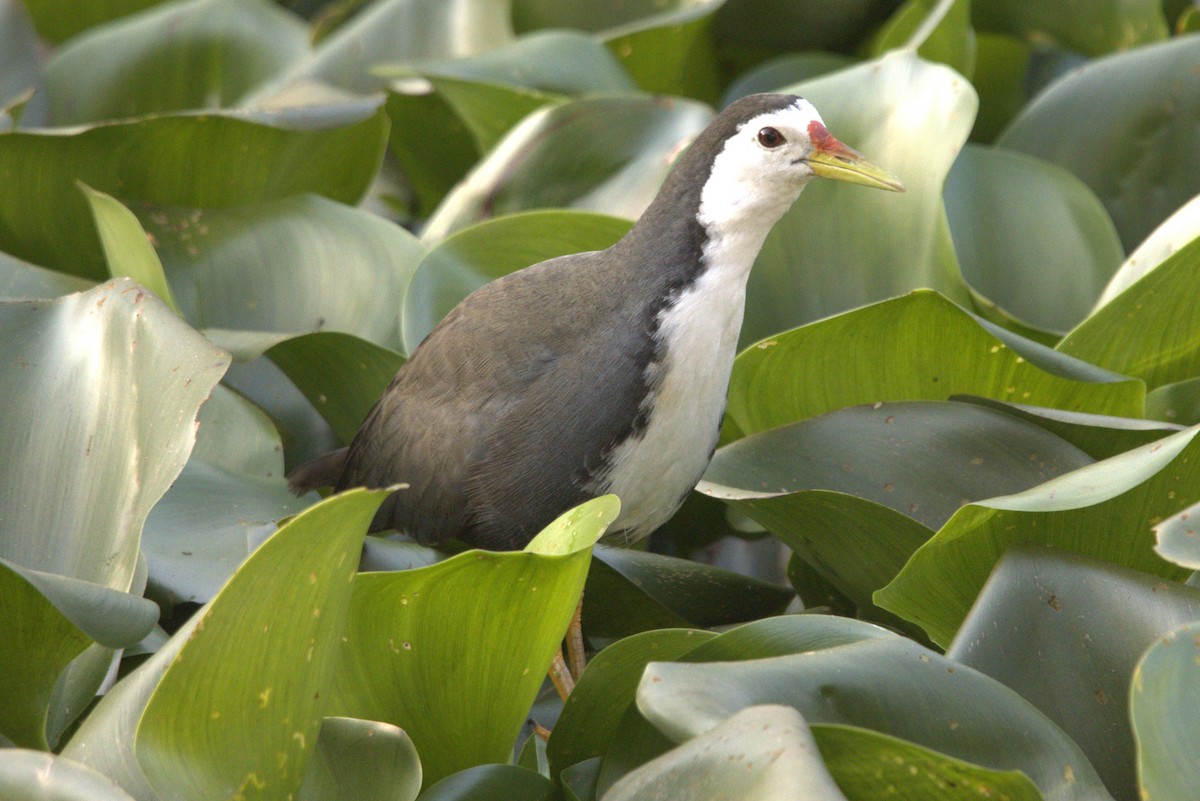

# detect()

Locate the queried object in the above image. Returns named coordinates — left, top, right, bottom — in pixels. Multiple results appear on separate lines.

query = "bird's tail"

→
left=286, top=447, right=349, bottom=495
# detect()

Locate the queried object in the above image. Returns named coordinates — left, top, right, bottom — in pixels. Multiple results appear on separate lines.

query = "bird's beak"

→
left=806, top=121, right=905, bottom=192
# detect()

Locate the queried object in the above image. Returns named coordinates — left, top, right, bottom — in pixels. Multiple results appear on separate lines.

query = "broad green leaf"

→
left=548, top=629, right=718, bottom=781
left=266, top=332, right=406, bottom=444
left=998, top=34, right=1200, bottom=251
left=262, top=0, right=514, bottom=95
left=416, top=765, right=555, bottom=801
left=1147, top=375, right=1200, bottom=426
left=725, top=291, right=1144, bottom=443
left=947, top=545, right=1200, bottom=801
left=327, top=497, right=615, bottom=786
left=0, top=0, right=39, bottom=111
left=1153, top=499, right=1200, bottom=569
left=139, top=194, right=422, bottom=351
left=1130, top=620, right=1200, bottom=799
left=0, top=252, right=94, bottom=299
left=710, top=0, right=895, bottom=67
left=423, top=77, right=563, bottom=155
left=604, top=705, right=849, bottom=801
left=0, top=278, right=228, bottom=587
left=813, top=724, right=1045, bottom=801
left=945, top=145, right=1123, bottom=334
left=42, top=0, right=308, bottom=126
left=1094, top=194, right=1200, bottom=308
left=721, top=53, right=854, bottom=103
left=952, top=395, right=1182, bottom=460
left=868, top=0, right=976, bottom=79
left=384, top=85, right=479, bottom=218
left=19, top=0, right=168, bottom=44
left=598, top=1, right=725, bottom=102
left=403, top=210, right=631, bottom=351
left=81, top=184, right=180, bottom=314
left=0, top=750, right=136, bottom=801
left=64, top=489, right=388, bottom=801
left=420, top=96, right=710, bottom=243
left=1057, top=237, right=1200, bottom=390
left=740, top=50, right=976, bottom=345
left=584, top=546, right=794, bottom=640
left=297, top=717, right=422, bottom=801
left=636, top=637, right=1112, bottom=801
left=0, top=102, right=389, bottom=279
left=971, top=0, right=1168, bottom=55
left=969, top=33, right=1032, bottom=143
left=878, top=426, right=1200, bottom=646
left=560, top=758, right=602, bottom=801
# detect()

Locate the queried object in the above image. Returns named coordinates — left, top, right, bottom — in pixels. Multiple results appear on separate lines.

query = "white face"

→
left=696, top=98, right=829, bottom=235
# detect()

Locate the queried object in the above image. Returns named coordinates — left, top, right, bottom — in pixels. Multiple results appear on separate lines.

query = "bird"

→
left=289, top=92, right=903, bottom=553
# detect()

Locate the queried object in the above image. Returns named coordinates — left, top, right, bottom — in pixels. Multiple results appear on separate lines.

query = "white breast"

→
left=596, top=232, right=757, bottom=541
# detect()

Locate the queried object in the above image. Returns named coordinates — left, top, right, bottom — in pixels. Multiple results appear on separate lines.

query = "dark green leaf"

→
left=971, top=0, right=1167, bottom=56
left=416, top=765, right=555, bottom=801
left=297, top=717, right=422, bottom=801
left=1129, top=620, right=1200, bottom=799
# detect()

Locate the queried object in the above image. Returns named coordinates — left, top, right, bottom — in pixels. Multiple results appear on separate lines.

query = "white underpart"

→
left=598, top=100, right=825, bottom=540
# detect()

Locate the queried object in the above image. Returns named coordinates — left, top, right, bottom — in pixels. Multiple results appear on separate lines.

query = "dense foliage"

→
left=2, top=0, right=1200, bottom=798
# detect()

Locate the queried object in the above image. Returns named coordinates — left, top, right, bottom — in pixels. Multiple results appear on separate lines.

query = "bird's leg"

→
left=565, top=596, right=586, bottom=681
left=549, top=648, right=575, bottom=701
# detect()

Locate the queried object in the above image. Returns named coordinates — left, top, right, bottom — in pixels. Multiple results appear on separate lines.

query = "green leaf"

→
left=403, top=210, right=631, bottom=351
left=1153, top=499, right=1200, bottom=570
left=598, top=1, right=725, bottom=102
left=42, top=0, right=308, bottom=125
left=80, top=184, right=180, bottom=314
left=420, top=96, right=711, bottom=243
left=878, top=426, right=1200, bottom=647
left=1130, top=620, right=1200, bottom=799
left=1057, top=237, right=1200, bottom=390
left=945, top=145, right=1123, bottom=334
left=63, top=488, right=388, bottom=801
left=19, top=0, right=168, bottom=44
left=265, top=332, right=406, bottom=445
left=721, top=53, right=854, bottom=103
left=868, top=0, right=976, bottom=79
left=327, top=497, right=614, bottom=786
left=947, top=545, right=1200, bottom=801
left=297, top=717, right=422, bottom=801
left=1094, top=195, right=1200, bottom=309
left=0, top=102, right=389, bottom=279
left=0, top=252, right=94, bottom=300
left=0, top=0, right=39, bottom=111
left=636, top=637, right=1112, bottom=801
left=584, top=547, right=794, bottom=640
left=998, top=34, right=1200, bottom=251
left=740, top=50, right=976, bottom=345
left=971, top=0, right=1168, bottom=55
left=416, top=765, right=556, bottom=801
left=725, top=291, right=1144, bottom=443
left=711, top=0, right=895, bottom=66
left=603, top=705, right=850, bottom=801
left=0, top=750, right=137, bottom=801
left=1147, top=375, right=1200, bottom=426
left=968, top=33, right=1032, bottom=143
left=813, top=724, right=1045, bottom=801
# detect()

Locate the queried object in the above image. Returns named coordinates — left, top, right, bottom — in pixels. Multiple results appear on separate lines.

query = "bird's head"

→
left=694, top=93, right=904, bottom=235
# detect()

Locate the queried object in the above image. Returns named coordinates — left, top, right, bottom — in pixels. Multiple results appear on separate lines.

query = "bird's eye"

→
left=757, top=127, right=785, bottom=148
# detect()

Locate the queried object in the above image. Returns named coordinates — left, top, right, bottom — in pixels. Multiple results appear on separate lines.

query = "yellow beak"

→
left=806, top=121, right=905, bottom=192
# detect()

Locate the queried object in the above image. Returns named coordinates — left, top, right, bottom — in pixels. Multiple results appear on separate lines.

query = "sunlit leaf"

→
left=0, top=750, right=137, bottom=801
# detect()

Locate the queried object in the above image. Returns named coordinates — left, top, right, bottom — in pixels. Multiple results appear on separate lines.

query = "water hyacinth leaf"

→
left=0, top=278, right=228, bottom=589
left=80, top=184, right=179, bottom=314
left=0, top=0, right=39, bottom=111
left=1147, top=376, right=1200, bottom=427
left=596, top=0, right=724, bottom=102
left=266, top=332, right=406, bottom=445
left=560, top=759, right=602, bottom=801
left=1130, top=621, right=1200, bottom=800
left=812, top=724, right=1045, bottom=801
left=0, top=102, right=389, bottom=278
left=0, top=252, right=94, bottom=300
left=139, top=194, right=422, bottom=351
left=0, top=749, right=137, bottom=801
left=420, top=96, right=711, bottom=243
left=739, top=50, right=976, bottom=346
left=1153, top=500, right=1200, bottom=570
left=636, top=637, right=1112, bottom=801
left=548, top=629, right=717, bottom=780
left=947, top=545, right=1200, bottom=801
left=19, top=0, right=169, bottom=44
left=384, top=85, right=480, bottom=219
left=969, top=33, right=1032, bottom=143
left=1057, top=236, right=1200, bottom=390
left=724, top=291, right=1144, bottom=443
left=403, top=210, right=631, bottom=351
left=296, top=717, right=421, bottom=801
left=944, top=145, right=1123, bottom=334
left=583, top=546, right=794, bottom=640
left=416, top=765, right=556, bottom=801
left=998, top=34, right=1200, bottom=251
left=971, top=0, right=1167, bottom=56
left=263, top=0, right=513, bottom=96
left=951, top=395, right=1182, bottom=460
left=867, top=0, right=976, bottom=79
left=878, top=427, right=1200, bottom=647
left=423, top=77, right=563, bottom=155
left=42, top=0, right=309, bottom=126
left=327, top=497, right=616, bottom=786
left=64, top=489, right=386, bottom=799
left=711, top=0, right=895, bottom=64
left=721, top=53, right=854, bottom=104
left=604, top=705, right=849, bottom=801
left=1094, top=195, right=1200, bottom=308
